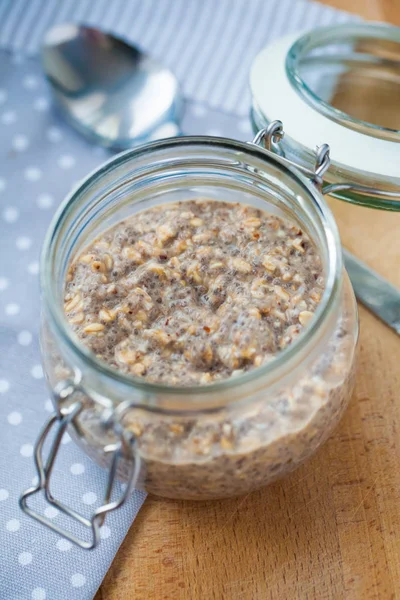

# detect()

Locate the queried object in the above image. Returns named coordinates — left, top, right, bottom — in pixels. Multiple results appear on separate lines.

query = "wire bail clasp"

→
left=19, top=379, right=141, bottom=550
left=251, top=120, right=331, bottom=190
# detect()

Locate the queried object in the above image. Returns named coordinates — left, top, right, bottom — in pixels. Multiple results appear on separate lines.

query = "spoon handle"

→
left=343, top=249, right=400, bottom=335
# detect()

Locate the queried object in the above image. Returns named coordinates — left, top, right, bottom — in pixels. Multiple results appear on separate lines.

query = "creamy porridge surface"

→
left=58, top=199, right=357, bottom=499
left=64, top=200, right=324, bottom=384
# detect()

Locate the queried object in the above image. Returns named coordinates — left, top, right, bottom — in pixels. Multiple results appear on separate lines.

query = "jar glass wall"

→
left=250, top=23, right=400, bottom=210
left=40, top=137, right=358, bottom=500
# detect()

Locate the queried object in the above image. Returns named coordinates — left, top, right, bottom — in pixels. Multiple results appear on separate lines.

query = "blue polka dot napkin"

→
left=0, top=50, right=252, bottom=600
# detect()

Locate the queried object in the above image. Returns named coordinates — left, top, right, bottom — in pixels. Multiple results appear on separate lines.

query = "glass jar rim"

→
left=249, top=24, right=400, bottom=210
left=286, top=22, right=400, bottom=143
left=41, top=135, right=342, bottom=399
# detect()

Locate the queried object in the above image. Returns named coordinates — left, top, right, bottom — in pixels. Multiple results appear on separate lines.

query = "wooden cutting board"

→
left=97, top=2, right=400, bottom=598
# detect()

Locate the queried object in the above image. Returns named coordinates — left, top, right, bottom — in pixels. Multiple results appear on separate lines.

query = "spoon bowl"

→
left=42, top=24, right=182, bottom=149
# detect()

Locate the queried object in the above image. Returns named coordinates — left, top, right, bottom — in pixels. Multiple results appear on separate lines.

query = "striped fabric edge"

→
left=0, top=0, right=359, bottom=117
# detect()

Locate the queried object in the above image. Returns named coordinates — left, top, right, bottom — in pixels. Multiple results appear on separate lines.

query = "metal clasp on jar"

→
left=252, top=120, right=331, bottom=191
left=19, top=379, right=141, bottom=550
left=252, top=119, right=400, bottom=201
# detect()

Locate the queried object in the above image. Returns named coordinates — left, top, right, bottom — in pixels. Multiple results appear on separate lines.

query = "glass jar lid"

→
left=250, top=23, right=400, bottom=210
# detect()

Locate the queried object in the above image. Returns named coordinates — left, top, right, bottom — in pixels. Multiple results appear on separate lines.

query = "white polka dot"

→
left=31, top=476, right=39, bottom=486
left=34, top=97, right=49, bottom=111
left=24, top=167, right=42, bottom=181
left=1, top=110, right=16, bottom=125
left=36, top=193, right=54, bottom=209
left=58, top=154, right=76, bottom=169
left=5, top=303, right=20, bottom=316
left=18, top=330, right=32, bottom=346
left=20, top=444, right=33, bottom=457
left=0, top=177, right=6, bottom=192
left=238, top=119, right=252, bottom=134
left=191, top=104, right=207, bottom=118
left=3, top=206, right=19, bottom=223
left=82, top=492, right=97, bottom=505
left=61, top=432, right=71, bottom=445
left=206, top=128, right=223, bottom=137
left=0, top=277, right=8, bottom=291
left=0, top=489, right=9, bottom=501
left=71, top=574, right=86, bottom=588
left=44, top=506, right=58, bottom=519
left=31, top=365, right=43, bottom=379
left=100, top=525, right=111, bottom=539
left=23, top=75, right=39, bottom=89
left=56, top=539, right=72, bottom=551
left=92, top=145, right=108, bottom=157
left=32, top=588, right=46, bottom=600
left=70, top=463, right=85, bottom=475
left=27, top=262, right=39, bottom=275
left=16, top=236, right=32, bottom=250
left=46, top=126, right=63, bottom=142
left=12, top=54, right=24, bottom=65
left=12, top=134, right=29, bottom=151
left=0, top=89, right=7, bottom=104
left=45, top=399, right=53, bottom=412
left=18, top=551, right=33, bottom=565
left=0, top=380, right=10, bottom=394
left=6, top=518, right=20, bottom=532
left=7, top=411, right=22, bottom=425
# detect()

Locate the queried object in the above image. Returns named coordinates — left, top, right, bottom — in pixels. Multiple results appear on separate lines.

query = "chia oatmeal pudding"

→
left=61, top=199, right=357, bottom=499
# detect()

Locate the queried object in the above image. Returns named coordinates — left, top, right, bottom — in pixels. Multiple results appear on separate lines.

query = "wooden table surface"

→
left=97, top=2, right=400, bottom=598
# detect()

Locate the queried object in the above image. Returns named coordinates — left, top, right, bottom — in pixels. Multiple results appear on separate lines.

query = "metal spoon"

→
left=42, top=24, right=182, bottom=149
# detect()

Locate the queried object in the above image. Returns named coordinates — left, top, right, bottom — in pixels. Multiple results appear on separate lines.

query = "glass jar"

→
left=250, top=23, right=400, bottom=210
left=20, top=135, right=358, bottom=548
